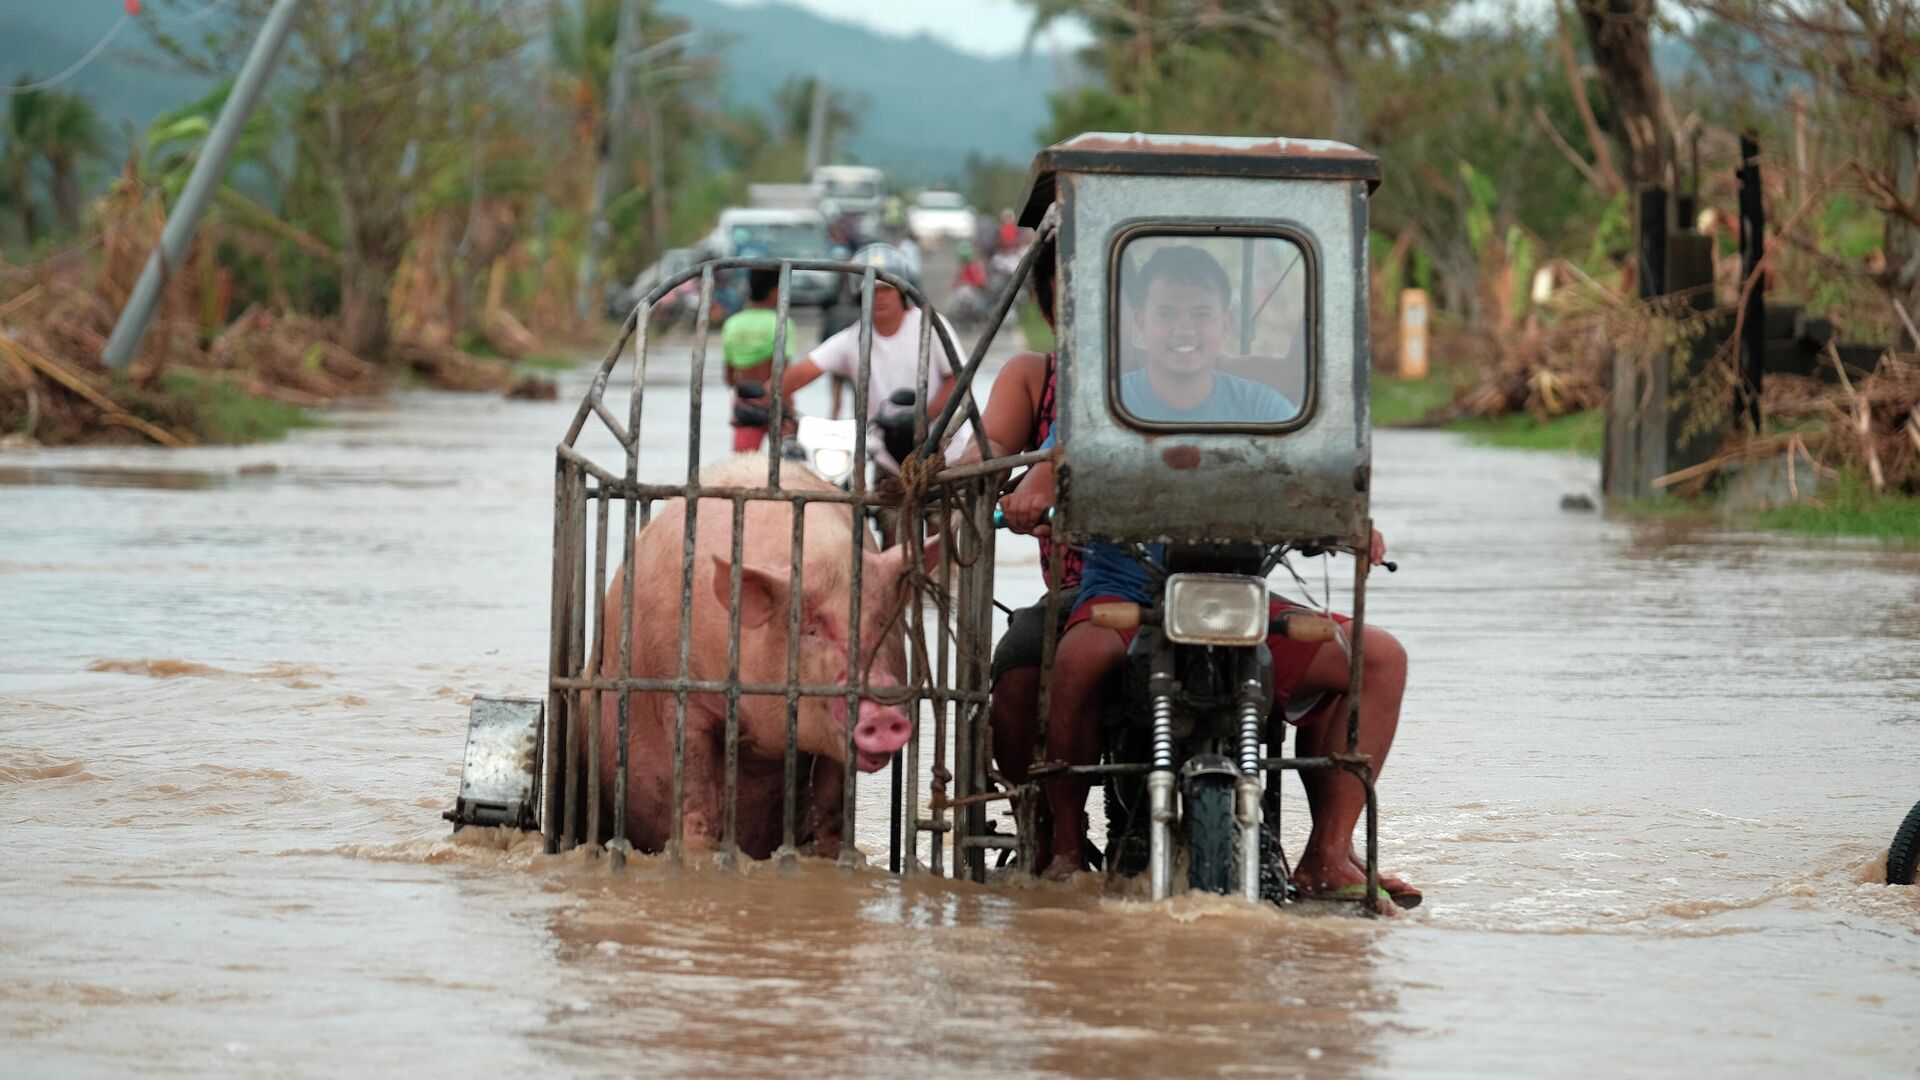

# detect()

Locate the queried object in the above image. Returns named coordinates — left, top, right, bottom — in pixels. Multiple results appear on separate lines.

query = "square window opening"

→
left=1110, top=230, right=1314, bottom=431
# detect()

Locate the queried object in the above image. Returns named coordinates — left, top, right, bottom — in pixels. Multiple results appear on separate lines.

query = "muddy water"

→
left=4, top=342, right=1919, bottom=1078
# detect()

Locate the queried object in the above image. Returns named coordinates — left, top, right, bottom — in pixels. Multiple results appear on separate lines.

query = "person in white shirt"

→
left=777, top=244, right=970, bottom=472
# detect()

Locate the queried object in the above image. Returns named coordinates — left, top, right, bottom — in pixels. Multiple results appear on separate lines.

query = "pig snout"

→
left=853, top=702, right=912, bottom=772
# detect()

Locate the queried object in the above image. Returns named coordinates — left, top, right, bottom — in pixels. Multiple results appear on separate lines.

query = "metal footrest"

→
left=444, top=695, right=544, bottom=831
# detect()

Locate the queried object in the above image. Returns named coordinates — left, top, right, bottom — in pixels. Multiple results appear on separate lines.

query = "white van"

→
left=810, top=164, right=886, bottom=222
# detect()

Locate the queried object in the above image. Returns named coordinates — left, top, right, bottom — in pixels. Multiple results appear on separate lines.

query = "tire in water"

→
left=1889, top=799, right=1920, bottom=885
left=1185, top=772, right=1239, bottom=895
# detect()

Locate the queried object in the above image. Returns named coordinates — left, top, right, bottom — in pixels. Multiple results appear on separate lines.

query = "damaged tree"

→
left=155, top=0, right=530, bottom=360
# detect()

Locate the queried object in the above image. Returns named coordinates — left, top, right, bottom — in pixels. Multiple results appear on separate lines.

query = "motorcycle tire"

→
left=1185, top=772, right=1239, bottom=895
left=1889, top=798, right=1920, bottom=885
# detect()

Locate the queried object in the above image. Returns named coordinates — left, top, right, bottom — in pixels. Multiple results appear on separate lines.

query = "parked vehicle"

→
left=604, top=246, right=700, bottom=322
left=908, top=190, right=975, bottom=245
left=709, top=208, right=840, bottom=308
left=747, top=183, right=823, bottom=212
left=811, top=164, right=886, bottom=234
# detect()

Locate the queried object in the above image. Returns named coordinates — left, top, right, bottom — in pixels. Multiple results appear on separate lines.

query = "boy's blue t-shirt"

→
left=1118, top=369, right=1295, bottom=425
left=1039, top=370, right=1296, bottom=607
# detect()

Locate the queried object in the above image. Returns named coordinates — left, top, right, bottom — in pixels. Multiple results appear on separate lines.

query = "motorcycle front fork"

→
left=1145, top=677, right=1269, bottom=903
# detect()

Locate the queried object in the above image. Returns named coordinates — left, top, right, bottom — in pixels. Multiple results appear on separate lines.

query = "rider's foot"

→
left=1041, top=854, right=1087, bottom=882
left=1292, top=851, right=1414, bottom=913
left=1344, top=850, right=1421, bottom=908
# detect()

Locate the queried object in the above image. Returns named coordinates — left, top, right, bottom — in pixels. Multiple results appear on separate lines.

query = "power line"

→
left=150, top=0, right=239, bottom=23
left=0, top=15, right=132, bottom=96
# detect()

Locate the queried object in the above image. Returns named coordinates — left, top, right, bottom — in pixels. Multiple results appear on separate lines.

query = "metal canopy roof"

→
left=1017, top=132, right=1382, bottom=227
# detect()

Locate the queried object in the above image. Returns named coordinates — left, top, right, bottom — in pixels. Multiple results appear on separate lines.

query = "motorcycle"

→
left=1090, top=544, right=1392, bottom=900
left=732, top=381, right=919, bottom=492
left=990, top=515, right=1390, bottom=899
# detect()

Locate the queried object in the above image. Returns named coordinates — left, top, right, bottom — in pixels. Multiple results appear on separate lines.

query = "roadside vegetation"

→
left=1374, top=366, right=1602, bottom=454
left=0, top=1, right=871, bottom=447
left=1024, top=0, right=1920, bottom=538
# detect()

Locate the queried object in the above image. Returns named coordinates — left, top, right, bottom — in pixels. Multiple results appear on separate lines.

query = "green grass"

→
left=513, top=353, right=580, bottom=372
left=160, top=373, right=319, bottom=444
left=1370, top=373, right=1459, bottom=427
left=1445, top=409, right=1604, bottom=455
left=1754, top=475, right=1920, bottom=542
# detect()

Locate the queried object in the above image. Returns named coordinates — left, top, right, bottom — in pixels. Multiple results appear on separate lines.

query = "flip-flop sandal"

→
left=1295, top=880, right=1423, bottom=910
left=1293, top=882, right=1392, bottom=904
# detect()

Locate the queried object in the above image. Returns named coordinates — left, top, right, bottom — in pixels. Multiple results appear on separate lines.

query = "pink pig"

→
left=597, top=453, right=932, bottom=859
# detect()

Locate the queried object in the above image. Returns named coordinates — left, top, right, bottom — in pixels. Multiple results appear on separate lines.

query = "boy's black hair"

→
left=1030, top=234, right=1057, bottom=323
left=1131, top=244, right=1232, bottom=308
left=748, top=268, right=781, bottom=303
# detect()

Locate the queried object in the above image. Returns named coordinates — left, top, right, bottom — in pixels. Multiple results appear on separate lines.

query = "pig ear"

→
left=877, top=533, right=943, bottom=578
left=711, top=555, right=790, bottom=628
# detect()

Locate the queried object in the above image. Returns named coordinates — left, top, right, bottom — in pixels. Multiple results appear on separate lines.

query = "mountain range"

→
left=0, top=1, right=1072, bottom=184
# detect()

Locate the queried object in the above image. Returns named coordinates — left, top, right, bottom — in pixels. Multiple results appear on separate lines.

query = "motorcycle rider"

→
left=997, top=243, right=1415, bottom=908
left=721, top=267, right=799, bottom=452
left=774, top=243, right=969, bottom=474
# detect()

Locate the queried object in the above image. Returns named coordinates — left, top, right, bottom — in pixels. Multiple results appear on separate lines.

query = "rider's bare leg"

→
left=1290, top=627, right=1407, bottom=894
left=990, top=665, right=1052, bottom=868
left=1040, top=622, right=1126, bottom=878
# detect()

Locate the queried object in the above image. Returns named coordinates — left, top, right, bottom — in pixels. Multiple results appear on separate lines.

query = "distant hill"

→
left=657, top=0, right=1070, bottom=184
left=0, top=11, right=210, bottom=158
left=0, top=3, right=1067, bottom=184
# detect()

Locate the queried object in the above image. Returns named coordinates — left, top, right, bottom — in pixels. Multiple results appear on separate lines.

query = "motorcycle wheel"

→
left=1889, top=798, right=1920, bottom=885
left=1185, top=772, right=1239, bottom=895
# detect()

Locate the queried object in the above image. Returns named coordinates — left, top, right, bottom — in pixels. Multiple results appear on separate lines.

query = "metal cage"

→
left=540, top=232, right=1058, bottom=880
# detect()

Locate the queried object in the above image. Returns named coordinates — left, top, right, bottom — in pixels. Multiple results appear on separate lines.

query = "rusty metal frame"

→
left=542, top=241, right=1049, bottom=878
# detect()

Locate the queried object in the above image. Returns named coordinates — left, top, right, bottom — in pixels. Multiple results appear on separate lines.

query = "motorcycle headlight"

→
left=1163, top=573, right=1268, bottom=646
left=812, top=447, right=853, bottom=479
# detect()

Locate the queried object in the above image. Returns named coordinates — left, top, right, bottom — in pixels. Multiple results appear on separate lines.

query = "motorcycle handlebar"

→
left=991, top=508, right=1054, bottom=529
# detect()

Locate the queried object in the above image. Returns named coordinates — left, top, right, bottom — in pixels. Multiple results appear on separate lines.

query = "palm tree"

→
left=772, top=74, right=861, bottom=159
left=36, top=90, right=104, bottom=233
left=3, top=83, right=47, bottom=246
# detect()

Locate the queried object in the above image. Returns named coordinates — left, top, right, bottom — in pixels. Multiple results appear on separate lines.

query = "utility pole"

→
left=574, top=0, right=641, bottom=323
left=803, top=72, right=829, bottom=173
left=101, top=0, right=302, bottom=370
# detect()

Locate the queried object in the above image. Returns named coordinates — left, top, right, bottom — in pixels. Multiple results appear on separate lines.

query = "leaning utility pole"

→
left=101, top=0, right=303, bottom=370
left=574, top=0, right=641, bottom=323
left=803, top=71, right=829, bottom=173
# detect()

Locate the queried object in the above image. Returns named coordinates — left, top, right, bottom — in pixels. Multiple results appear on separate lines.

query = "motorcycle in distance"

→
left=732, top=380, right=920, bottom=492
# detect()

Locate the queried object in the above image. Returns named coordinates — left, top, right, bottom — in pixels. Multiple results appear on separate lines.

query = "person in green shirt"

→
left=722, top=269, right=799, bottom=451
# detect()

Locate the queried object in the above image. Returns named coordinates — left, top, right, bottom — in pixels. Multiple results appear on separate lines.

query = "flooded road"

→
left=4, top=339, right=1919, bottom=1077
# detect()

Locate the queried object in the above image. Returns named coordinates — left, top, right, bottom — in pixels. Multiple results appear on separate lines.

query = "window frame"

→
left=1105, top=221, right=1320, bottom=435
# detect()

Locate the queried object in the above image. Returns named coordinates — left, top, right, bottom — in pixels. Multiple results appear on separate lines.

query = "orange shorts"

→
left=1066, top=595, right=1352, bottom=716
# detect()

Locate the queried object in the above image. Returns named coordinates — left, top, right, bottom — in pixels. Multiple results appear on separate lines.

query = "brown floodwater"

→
left=4, top=342, right=1919, bottom=1077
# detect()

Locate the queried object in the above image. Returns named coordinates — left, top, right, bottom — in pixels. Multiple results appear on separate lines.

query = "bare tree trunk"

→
left=336, top=175, right=409, bottom=358
left=1576, top=0, right=1669, bottom=190
left=1325, top=54, right=1365, bottom=145
left=49, top=155, right=80, bottom=232
left=1886, top=120, right=1920, bottom=346
left=340, top=254, right=395, bottom=359
left=10, top=174, right=40, bottom=246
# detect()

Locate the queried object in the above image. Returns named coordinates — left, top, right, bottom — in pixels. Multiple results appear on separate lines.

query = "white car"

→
left=909, top=191, right=975, bottom=244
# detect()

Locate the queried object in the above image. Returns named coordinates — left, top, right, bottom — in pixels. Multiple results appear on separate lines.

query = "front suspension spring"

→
left=1150, top=693, right=1175, bottom=771
left=1236, top=696, right=1262, bottom=777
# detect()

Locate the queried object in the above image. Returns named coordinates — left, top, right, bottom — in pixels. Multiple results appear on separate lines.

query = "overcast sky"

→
left=708, top=0, right=1092, bottom=58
